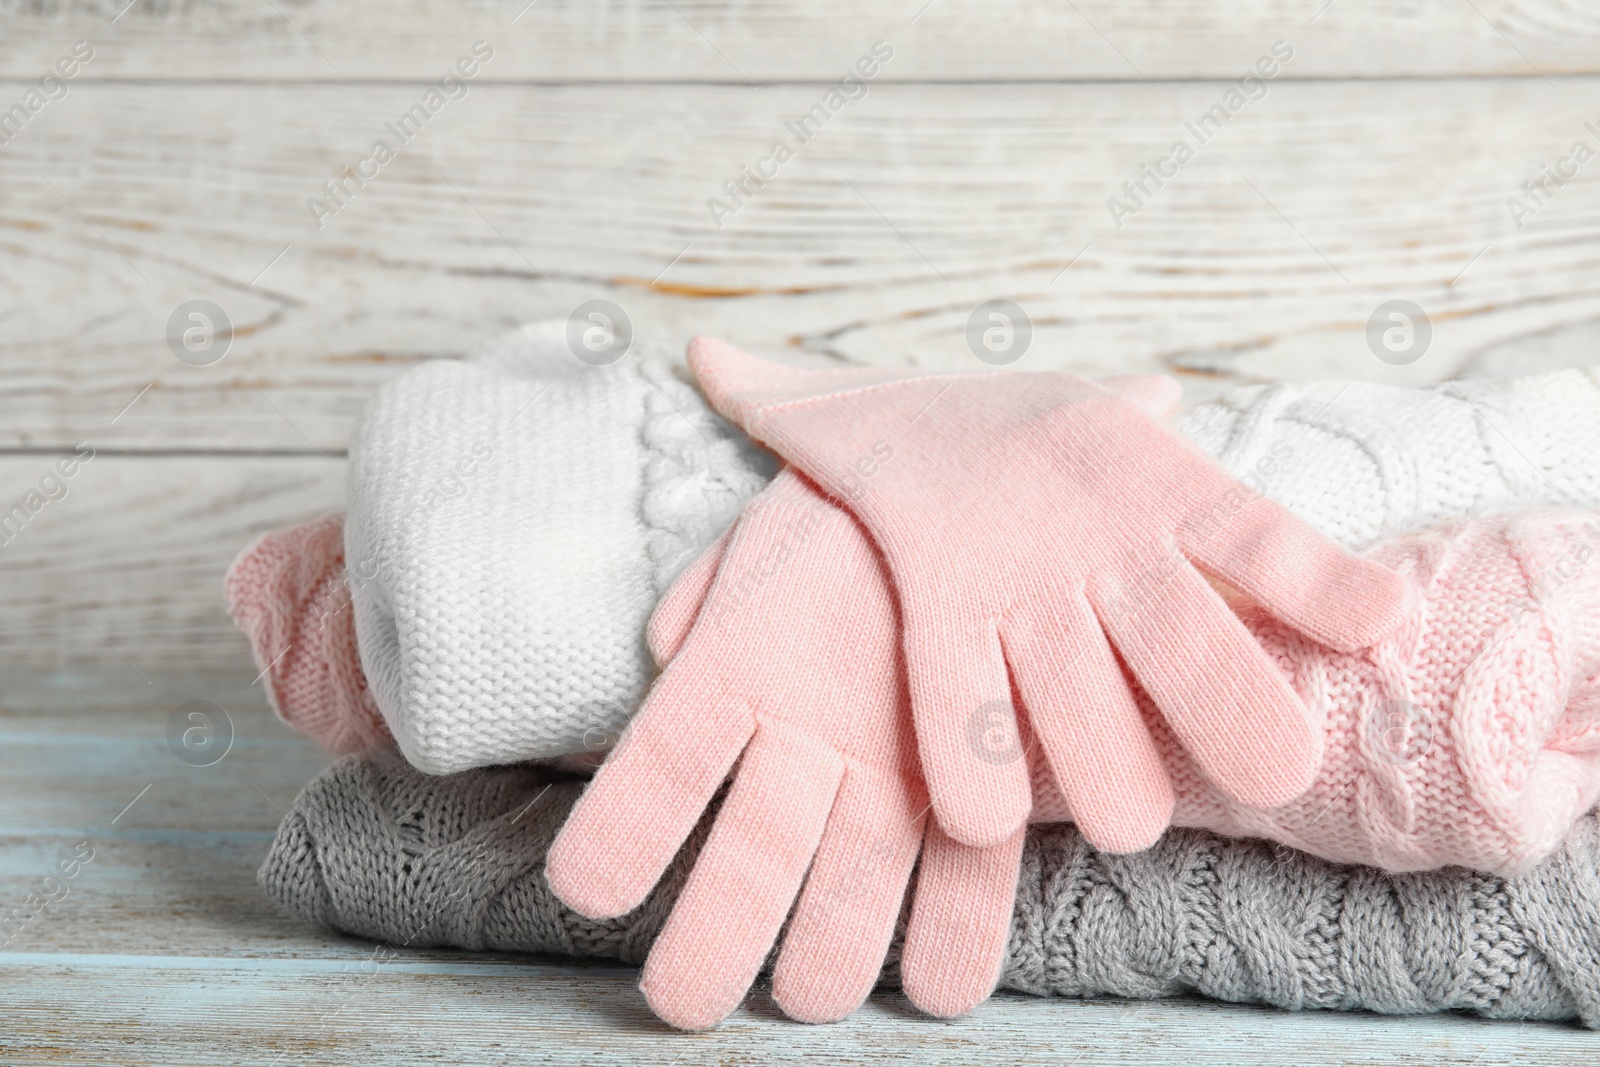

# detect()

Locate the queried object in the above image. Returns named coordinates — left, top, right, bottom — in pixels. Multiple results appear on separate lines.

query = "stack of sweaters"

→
left=231, top=320, right=1600, bottom=1030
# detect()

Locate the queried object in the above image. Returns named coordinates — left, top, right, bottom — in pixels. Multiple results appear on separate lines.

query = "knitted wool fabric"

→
left=252, top=349, right=1600, bottom=766
left=224, top=514, right=609, bottom=775
left=259, top=754, right=1600, bottom=1028
left=224, top=514, right=390, bottom=756
left=1021, top=508, right=1600, bottom=875
left=343, top=320, right=774, bottom=772
left=1178, top=370, right=1600, bottom=551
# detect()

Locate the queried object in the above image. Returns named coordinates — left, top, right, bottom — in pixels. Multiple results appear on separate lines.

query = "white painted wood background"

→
left=3, top=4, right=1600, bottom=1059
left=1, top=0, right=1599, bottom=670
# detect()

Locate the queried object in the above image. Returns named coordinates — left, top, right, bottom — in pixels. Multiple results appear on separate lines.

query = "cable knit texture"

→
left=1021, top=510, right=1600, bottom=874
left=343, top=321, right=772, bottom=772
left=259, top=755, right=1600, bottom=1028
left=637, top=359, right=776, bottom=593
left=1178, top=370, right=1600, bottom=551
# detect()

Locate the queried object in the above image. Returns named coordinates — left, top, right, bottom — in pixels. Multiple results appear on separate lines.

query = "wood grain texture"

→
left=3, top=0, right=1600, bottom=81
left=0, top=457, right=344, bottom=669
left=2, top=686, right=1597, bottom=1065
left=0, top=79, right=1597, bottom=452
left=8, top=967, right=1600, bottom=1066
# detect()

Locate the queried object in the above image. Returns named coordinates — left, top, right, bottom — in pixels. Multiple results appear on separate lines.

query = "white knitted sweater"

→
left=1180, top=373, right=1600, bottom=552
left=347, top=322, right=1600, bottom=773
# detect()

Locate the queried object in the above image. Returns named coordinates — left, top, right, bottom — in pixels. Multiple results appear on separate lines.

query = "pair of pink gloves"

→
left=545, top=341, right=1483, bottom=1028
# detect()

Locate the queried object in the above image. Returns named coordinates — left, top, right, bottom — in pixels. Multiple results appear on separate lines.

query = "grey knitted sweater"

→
left=260, top=756, right=1600, bottom=1027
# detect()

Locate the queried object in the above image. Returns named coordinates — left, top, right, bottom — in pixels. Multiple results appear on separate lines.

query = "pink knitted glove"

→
left=645, top=513, right=1029, bottom=1026
left=224, top=514, right=392, bottom=757
left=688, top=338, right=1410, bottom=851
left=547, top=469, right=1022, bottom=1029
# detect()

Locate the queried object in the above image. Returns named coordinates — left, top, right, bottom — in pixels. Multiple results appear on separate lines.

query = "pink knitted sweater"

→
left=1025, top=509, right=1600, bottom=873
left=224, top=515, right=389, bottom=757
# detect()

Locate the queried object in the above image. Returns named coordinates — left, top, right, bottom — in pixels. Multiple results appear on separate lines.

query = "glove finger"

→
left=1178, top=484, right=1408, bottom=651
left=999, top=592, right=1173, bottom=852
left=770, top=763, right=927, bottom=1023
left=904, top=614, right=1034, bottom=849
left=1091, top=556, right=1319, bottom=809
left=546, top=661, right=756, bottom=919
left=640, top=719, right=844, bottom=1030
left=646, top=524, right=733, bottom=667
left=901, top=820, right=1025, bottom=1018
left=1099, top=374, right=1182, bottom=420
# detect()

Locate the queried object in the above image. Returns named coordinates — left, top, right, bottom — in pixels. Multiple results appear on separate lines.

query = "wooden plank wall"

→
left=1, top=0, right=1599, bottom=670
